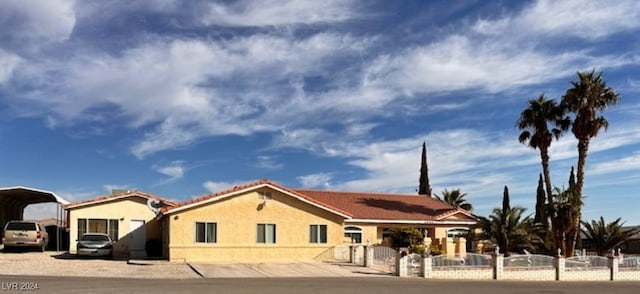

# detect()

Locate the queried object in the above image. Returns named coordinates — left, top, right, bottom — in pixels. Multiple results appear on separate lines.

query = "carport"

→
left=0, top=186, right=69, bottom=251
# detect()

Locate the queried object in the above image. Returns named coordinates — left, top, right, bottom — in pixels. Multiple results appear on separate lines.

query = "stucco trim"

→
left=345, top=219, right=476, bottom=225
left=163, top=183, right=352, bottom=219
left=64, top=191, right=175, bottom=209
left=435, top=208, right=477, bottom=221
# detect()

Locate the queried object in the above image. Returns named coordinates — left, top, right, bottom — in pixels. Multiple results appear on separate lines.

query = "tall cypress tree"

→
left=502, top=185, right=510, bottom=215
left=568, top=166, right=576, bottom=192
left=418, top=142, right=432, bottom=196
left=534, top=173, right=547, bottom=228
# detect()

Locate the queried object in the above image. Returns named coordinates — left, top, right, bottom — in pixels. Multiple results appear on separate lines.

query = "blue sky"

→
left=1, top=0, right=638, bottom=224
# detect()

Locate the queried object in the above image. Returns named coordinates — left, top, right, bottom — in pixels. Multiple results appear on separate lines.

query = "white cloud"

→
left=0, top=49, right=21, bottom=83
left=4, top=0, right=639, bottom=163
left=23, top=203, right=59, bottom=220
left=153, top=160, right=186, bottom=181
left=202, top=0, right=360, bottom=27
left=589, top=152, right=640, bottom=176
left=202, top=180, right=255, bottom=194
left=11, top=33, right=371, bottom=158
left=292, top=120, right=640, bottom=209
left=364, top=35, right=586, bottom=96
left=0, top=0, right=76, bottom=48
left=473, top=0, right=640, bottom=40
left=255, top=156, right=283, bottom=170
left=271, top=128, right=332, bottom=151
left=297, top=173, right=333, bottom=189
left=314, top=129, right=525, bottom=194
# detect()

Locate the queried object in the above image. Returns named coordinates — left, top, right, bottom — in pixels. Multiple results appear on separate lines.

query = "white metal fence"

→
left=432, top=253, right=492, bottom=268
left=371, top=245, right=396, bottom=273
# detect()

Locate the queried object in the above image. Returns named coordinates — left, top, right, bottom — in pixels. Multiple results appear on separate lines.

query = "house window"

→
left=195, top=222, right=217, bottom=243
left=77, top=219, right=87, bottom=239
left=344, top=226, right=362, bottom=244
left=77, top=218, right=119, bottom=241
left=446, top=228, right=469, bottom=238
left=310, top=224, right=327, bottom=243
left=257, top=224, right=276, bottom=244
left=108, top=220, right=118, bottom=241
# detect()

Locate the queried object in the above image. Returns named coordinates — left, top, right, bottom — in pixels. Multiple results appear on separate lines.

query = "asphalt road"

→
left=2, top=276, right=640, bottom=294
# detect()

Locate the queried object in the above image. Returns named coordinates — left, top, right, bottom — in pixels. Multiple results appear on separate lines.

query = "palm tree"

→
left=435, top=189, right=472, bottom=211
left=547, top=187, right=581, bottom=256
left=561, top=69, right=621, bottom=257
left=477, top=187, right=536, bottom=256
left=516, top=94, right=567, bottom=220
left=581, top=217, right=638, bottom=256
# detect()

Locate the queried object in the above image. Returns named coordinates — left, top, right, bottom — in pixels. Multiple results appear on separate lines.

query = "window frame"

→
left=76, top=218, right=119, bottom=241
left=195, top=222, right=217, bottom=243
left=257, top=223, right=276, bottom=244
left=309, top=224, right=328, bottom=244
left=344, top=226, right=363, bottom=244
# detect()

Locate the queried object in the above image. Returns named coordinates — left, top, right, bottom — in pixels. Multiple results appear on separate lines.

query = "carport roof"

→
left=0, top=186, right=69, bottom=205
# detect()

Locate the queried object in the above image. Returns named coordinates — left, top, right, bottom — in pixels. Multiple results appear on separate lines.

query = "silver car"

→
left=76, top=233, right=113, bottom=258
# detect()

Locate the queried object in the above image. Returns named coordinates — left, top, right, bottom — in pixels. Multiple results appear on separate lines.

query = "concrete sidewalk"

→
left=187, top=261, right=394, bottom=278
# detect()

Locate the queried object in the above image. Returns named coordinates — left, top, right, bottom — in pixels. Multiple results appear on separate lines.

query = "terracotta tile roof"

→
left=64, top=190, right=177, bottom=209
left=161, top=180, right=353, bottom=217
left=293, top=189, right=474, bottom=222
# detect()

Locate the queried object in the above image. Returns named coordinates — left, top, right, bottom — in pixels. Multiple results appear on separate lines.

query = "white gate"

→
left=406, top=253, right=422, bottom=277
left=372, top=246, right=397, bottom=273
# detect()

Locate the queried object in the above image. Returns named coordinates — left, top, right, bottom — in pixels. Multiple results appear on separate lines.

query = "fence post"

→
left=355, top=246, right=363, bottom=265
left=396, top=252, right=408, bottom=277
left=492, top=254, right=503, bottom=280
left=421, top=256, right=432, bottom=279
left=349, top=245, right=355, bottom=263
left=555, top=256, right=565, bottom=281
left=610, top=255, right=619, bottom=281
left=364, top=245, right=373, bottom=267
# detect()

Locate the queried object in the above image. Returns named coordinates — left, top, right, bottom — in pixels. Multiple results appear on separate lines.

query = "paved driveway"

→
left=0, top=250, right=198, bottom=279
left=188, top=261, right=392, bottom=278
left=0, top=249, right=390, bottom=279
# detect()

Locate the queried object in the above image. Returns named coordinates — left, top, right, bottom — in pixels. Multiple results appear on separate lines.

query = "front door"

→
left=130, top=220, right=146, bottom=252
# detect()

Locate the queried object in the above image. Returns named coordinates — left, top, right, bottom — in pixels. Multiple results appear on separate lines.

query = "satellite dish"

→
left=147, top=199, right=163, bottom=215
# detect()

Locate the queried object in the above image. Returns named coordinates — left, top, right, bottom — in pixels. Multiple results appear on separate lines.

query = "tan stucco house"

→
left=161, top=180, right=477, bottom=262
left=64, top=180, right=476, bottom=261
left=64, top=191, right=176, bottom=258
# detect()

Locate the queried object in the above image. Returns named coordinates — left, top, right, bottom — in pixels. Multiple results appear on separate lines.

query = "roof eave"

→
left=64, top=192, right=173, bottom=210
left=0, top=186, right=70, bottom=205
left=345, top=219, right=477, bottom=225
left=163, top=183, right=352, bottom=219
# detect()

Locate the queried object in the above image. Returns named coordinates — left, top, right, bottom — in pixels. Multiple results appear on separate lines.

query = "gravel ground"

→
left=0, top=250, right=200, bottom=279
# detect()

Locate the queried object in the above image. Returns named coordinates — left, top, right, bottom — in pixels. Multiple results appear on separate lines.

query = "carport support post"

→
left=56, top=203, right=61, bottom=252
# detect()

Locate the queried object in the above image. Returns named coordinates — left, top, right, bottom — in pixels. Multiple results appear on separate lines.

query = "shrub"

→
left=390, top=226, right=424, bottom=248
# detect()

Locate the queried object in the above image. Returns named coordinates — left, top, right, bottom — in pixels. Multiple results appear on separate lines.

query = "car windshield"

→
left=5, top=222, right=36, bottom=231
left=80, top=234, right=110, bottom=242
